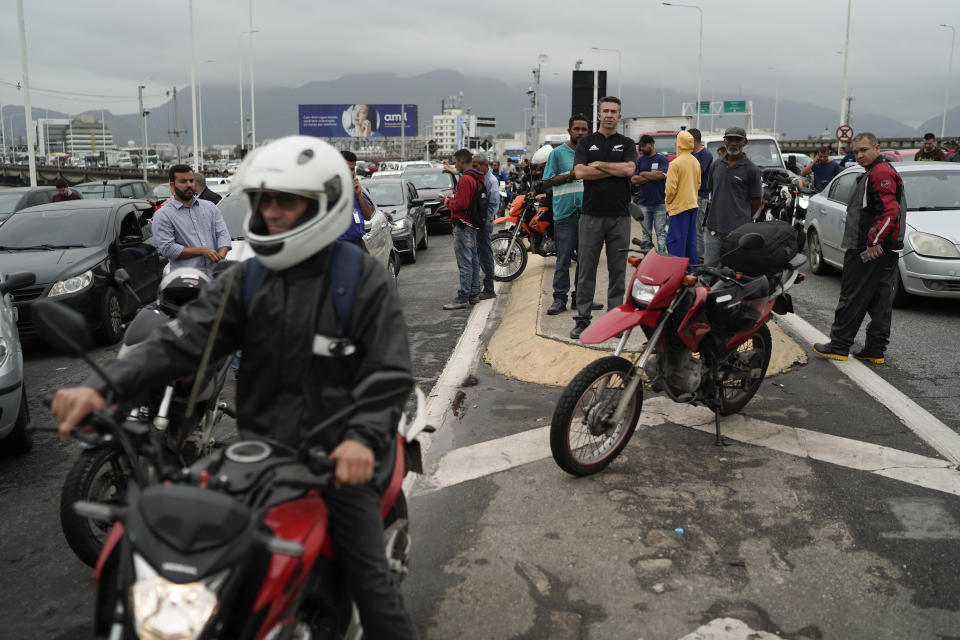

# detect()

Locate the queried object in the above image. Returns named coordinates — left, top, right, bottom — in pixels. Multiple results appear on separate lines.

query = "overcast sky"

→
left=1, top=0, right=958, bottom=127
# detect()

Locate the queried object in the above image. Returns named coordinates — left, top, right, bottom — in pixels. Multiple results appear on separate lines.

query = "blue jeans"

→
left=452, top=222, right=480, bottom=299
left=666, top=208, right=699, bottom=266
left=637, top=203, right=667, bottom=255
left=476, top=210, right=496, bottom=293
left=552, top=213, right=580, bottom=304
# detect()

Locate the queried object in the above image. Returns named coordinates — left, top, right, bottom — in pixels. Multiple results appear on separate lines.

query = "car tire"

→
left=806, top=228, right=830, bottom=275
left=3, top=387, right=32, bottom=455
left=94, top=287, right=124, bottom=345
left=417, top=223, right=428, bottom=250
left=892, top=267, right=911, bottom=308
left=403, top=238, right=417, bottom=264
left=388, top=252, right=400, bottom=287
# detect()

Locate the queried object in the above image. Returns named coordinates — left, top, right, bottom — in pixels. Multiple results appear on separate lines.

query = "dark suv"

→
left=74, top=180, right=152, bottom=201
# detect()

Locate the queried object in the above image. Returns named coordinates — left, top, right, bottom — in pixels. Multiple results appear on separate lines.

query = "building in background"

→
left=37, top=114, right=114, bottom=158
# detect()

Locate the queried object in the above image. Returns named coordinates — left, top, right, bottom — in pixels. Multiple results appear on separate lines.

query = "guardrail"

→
left=0, top=164, right=168, bottom=187
left=779, top=136, right=929, bottom=155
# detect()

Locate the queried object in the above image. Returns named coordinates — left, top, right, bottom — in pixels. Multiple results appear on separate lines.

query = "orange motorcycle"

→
left=491, top=191, right=554, bottom=281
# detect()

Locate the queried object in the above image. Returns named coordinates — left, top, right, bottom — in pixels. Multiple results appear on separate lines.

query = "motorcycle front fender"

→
left=579, top=304, right=659, bottom=345
left=493, top=215, right=517, bottom=225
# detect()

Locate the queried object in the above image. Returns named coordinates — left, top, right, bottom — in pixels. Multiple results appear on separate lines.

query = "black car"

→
left=74, top=179, right=152, bottom=201
left=364, top=178, right=428, bottom=263
left=0, top=199, right=163, bottom=344
left=402, top=168, right=457, bottom=232
left=0, top=186, right=58, bottom=225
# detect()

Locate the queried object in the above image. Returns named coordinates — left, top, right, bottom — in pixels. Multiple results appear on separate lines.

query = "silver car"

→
left=804, top=161, right=960, bottom=305
left=0, top=271, right=36, bottom=454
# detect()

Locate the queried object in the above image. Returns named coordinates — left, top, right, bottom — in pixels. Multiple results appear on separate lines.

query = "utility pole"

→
left=16, top=0, right=37, bottom=186
left=168, top=87, right=185, bottom=164
left=188, top=0, right=199, bottom=171
left=249, top=0, right=257, bottom=150
left=138, top=85, right=148, bottom=181
left=838, top=0, right=852, bottom=153
left=0, top=94, right=6, bottom=162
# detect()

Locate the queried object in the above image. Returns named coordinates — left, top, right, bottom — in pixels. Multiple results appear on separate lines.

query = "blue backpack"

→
left=241, top=240, right=363, bottom=336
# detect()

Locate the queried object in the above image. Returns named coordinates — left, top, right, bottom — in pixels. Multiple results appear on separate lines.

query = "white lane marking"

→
left=403, top=298, right=496, bottom=494
left=776, top=313, right=960, bottom=466
left=880, top=497, right=960, bottom=540
left=678, top=617, right=781, bottom=640
left=414, top=397, right=960, bottom=497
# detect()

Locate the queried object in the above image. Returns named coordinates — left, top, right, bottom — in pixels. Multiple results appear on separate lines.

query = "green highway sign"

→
left=698, top=101, right=710, bottom=114
left=723, top=100, right=747, bottom=113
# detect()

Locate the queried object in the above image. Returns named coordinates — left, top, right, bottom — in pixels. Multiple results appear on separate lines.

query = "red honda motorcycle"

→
left=490, top=191, right=554, bottom=281
left=34, top=299, right=428, bottom=640
left=550, top=228, right=807, bottom=476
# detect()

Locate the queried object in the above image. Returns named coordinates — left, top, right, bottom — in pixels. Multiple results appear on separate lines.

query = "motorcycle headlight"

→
left=129, top=554, right=224, bottom=640
left=797, top=195, right=810, bottom=210
left=48, top=270, right=93, bottom=297
left=908, top=232, right=960, bottom=259
left=630, top=280, right=660, bottom=308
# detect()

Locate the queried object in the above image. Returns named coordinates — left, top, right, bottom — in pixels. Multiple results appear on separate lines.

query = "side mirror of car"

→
left=0, top=271, right=36, bottom=294
left=410, top=198, right=424, bottom=206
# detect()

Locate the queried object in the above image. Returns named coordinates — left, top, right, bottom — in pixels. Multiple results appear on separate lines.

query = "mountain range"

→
left=2, top=69, right=955, bottom=150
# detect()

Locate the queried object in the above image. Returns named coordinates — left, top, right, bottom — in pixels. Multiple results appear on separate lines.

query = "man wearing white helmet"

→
left=49, top=136, right=418, bottom=639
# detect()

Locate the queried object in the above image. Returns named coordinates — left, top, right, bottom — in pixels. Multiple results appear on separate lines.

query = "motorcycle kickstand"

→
left=712, top=363, right=730, bottom=447
left=713, top=406, right=730, bottom=447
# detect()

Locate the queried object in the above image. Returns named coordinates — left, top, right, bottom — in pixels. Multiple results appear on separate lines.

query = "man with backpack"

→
left=442, top=148, right=488, bottom=310
left=49, top=136, right=419, bottom=640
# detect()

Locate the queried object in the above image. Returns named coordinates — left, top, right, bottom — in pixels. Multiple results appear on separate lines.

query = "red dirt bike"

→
left=490, top=191, right=554, bottom=281
left=550, top=231, right=807, bottom=476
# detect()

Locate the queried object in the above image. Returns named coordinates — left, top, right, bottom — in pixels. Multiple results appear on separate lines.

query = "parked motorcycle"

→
left=550, top=225, right=806, bottom=476
left=760, top=167, right=814, bottom=251
left=490, top=191, right=555, bottom=281
left=59, top=268, right=232, bottom=568
left=35, top=298, right=429, bottom=640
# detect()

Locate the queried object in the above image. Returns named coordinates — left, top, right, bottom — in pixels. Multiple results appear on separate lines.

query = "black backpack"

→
left=466, top=173, right=488, bottom=228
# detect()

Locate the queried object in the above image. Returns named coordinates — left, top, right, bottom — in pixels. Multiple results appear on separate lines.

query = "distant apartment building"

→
left=37, top=114, right=114, bottom=157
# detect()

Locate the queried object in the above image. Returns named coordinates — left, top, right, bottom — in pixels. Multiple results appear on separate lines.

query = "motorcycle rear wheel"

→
left=491, top=230, right=528, bottom=281
left=550, top=356, right=643, bottom=476
left=718, top=323, right=772, bottom=415
left=60, top=447, right=134, bottom=568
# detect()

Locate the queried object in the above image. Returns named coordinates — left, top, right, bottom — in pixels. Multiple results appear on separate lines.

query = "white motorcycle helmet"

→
left=531, top=143, right=554, bottom=166
left=233, top=136, right=353, bottom=270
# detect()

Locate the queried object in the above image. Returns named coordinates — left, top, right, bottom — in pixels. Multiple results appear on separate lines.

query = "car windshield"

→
left=365, top=183, right=405, bottom=206
left=707, top=139, right=783, bottom=168
left=217, top=194, right=247, bottom=239
left=75, top=184, right=117, bottom=198
left=653, top=135, right=677, bottom=156
left=902, top=171, right=960, bottom=211
left=405, top=172, right=453, bottom=190
left=0, top=207, right=110, bottom=248
left=0, top=192, right=25, bottom=215
left=403, top=162, right=431, bottom=169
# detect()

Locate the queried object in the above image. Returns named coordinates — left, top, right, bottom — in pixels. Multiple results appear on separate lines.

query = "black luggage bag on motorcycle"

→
left=720, top=220, right=798, bottom=276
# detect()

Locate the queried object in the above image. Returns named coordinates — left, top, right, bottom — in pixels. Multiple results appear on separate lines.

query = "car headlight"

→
left=391, top=218, right=406, bottom=231
left=48, top=270, right=93, bottom=297
left=129, top=554, right=224, bottom=640
left=908, top=232, right=960, bottom=259
left=0, top=338, right=7, bottom=368
left=630, top=280, right=660, bottom=308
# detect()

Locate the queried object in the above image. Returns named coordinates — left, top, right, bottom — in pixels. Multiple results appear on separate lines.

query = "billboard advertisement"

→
left=454, top=114, right=477, bottom=150
left=298, top=104, right=418, bottom=138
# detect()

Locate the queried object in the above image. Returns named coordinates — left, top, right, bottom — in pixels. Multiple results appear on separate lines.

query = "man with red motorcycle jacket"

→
left=814, top=132, right=905, bottom=364
left=51, top=137, right=419, bottom=639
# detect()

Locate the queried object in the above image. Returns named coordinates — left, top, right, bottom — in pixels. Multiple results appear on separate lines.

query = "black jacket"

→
left=198, top=187, right=222, bottom=205
left=86, top=247, right=411, bottom=459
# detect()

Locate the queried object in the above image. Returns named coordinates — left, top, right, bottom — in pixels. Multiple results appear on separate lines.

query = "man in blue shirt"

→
left=542, top=115, right=589, bottom=315
left=690, top=128, right=713, bottom=262
left=152, top=164, right=231, bottom=277
left=337, top=150, right=374, bottom=250
left=630, top=134, right=670, bottom=255
left=474, top=155, right=501, bottom=299
left=801, top=146, right=843, bottom=192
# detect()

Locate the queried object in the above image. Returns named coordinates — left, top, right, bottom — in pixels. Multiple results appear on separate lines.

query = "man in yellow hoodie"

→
left=664, top=129, right=701, bottom=264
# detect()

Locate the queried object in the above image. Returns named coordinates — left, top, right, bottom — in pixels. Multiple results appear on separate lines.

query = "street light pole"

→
left=769, top=67, right=779, bottom=138
left=16, top=0, right=36, bottom=186
left=590, top=46, right=622, bottom=98
left=940, top=23, right=956, bottom=140
left=188, top=0, right=200, bottom=171
left=138, top=85, right=148, bottom=181
left=838, top=0, right=852, bottom=152
left=662, top=3, right=702, bottom=129
left=249, top=0, right=257, bottom=150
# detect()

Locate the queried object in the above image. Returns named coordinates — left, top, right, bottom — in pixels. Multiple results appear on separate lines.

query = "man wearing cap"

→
left=704, top=126, right=763, bottom=266
left=630, top=134, right=669, bottom=255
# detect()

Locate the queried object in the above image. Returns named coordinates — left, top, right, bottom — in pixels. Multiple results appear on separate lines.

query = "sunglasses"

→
left=252, top=191, right=303, bottom=209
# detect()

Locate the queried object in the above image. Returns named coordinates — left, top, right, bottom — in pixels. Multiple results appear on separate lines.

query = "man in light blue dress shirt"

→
left=152, top=164, right=232, bottom=277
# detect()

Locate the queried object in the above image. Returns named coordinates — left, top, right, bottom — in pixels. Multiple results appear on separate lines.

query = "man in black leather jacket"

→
left=51, top=136, right=418, bottom=640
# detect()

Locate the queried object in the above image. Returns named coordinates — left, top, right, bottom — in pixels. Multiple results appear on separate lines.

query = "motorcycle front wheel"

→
left=550, top=356, right=643, bottom=476
left=718, top=323, right=772, bottom=415
left=491, top=230, right=528, bottom=281
left=60, top=447, right=134, bottom=567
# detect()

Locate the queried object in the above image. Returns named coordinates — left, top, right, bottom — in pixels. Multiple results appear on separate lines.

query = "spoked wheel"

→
left=718, top=323, right=772, bottom=416
left=550, top=356, right=643, bottom=476
left=491, top=230, right=528, bottom=281
left=60, top=447, right=134, bottom=567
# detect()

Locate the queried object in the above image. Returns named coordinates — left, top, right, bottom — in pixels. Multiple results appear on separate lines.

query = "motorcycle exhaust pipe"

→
left=153, top=385, right=175, bottom=430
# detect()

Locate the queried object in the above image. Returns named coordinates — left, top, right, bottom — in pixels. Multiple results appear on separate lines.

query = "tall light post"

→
left=663, top=2, right=702, bottom=129
left=769, top=66, right=779, bottom=138
left=838, top=0, right=852, bottom=152
left=138, top=85, right=148, bottom=181
left=16, top=0, right=37, bottom=186
left=590, top=46, right=622, bottom=99
left=187, top=0, right=200, bottom=171
left=940, top=23, right=956, bottom=140
left=248, top=0, right=257, bottom=150
left=531, top=54, right=548, bottom=152
left=198, top=58, right=215, bottom=171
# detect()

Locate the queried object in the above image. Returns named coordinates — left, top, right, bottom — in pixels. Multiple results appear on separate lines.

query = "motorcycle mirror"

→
left=0, top=271, right=35, bottom=295
left=351, top=370, right=415, bottom=412
left=115, top=268, right=131, bottom=285
left=32, top=299, right=93, bottom=357
left=738, top=233, right=765, bottom=251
